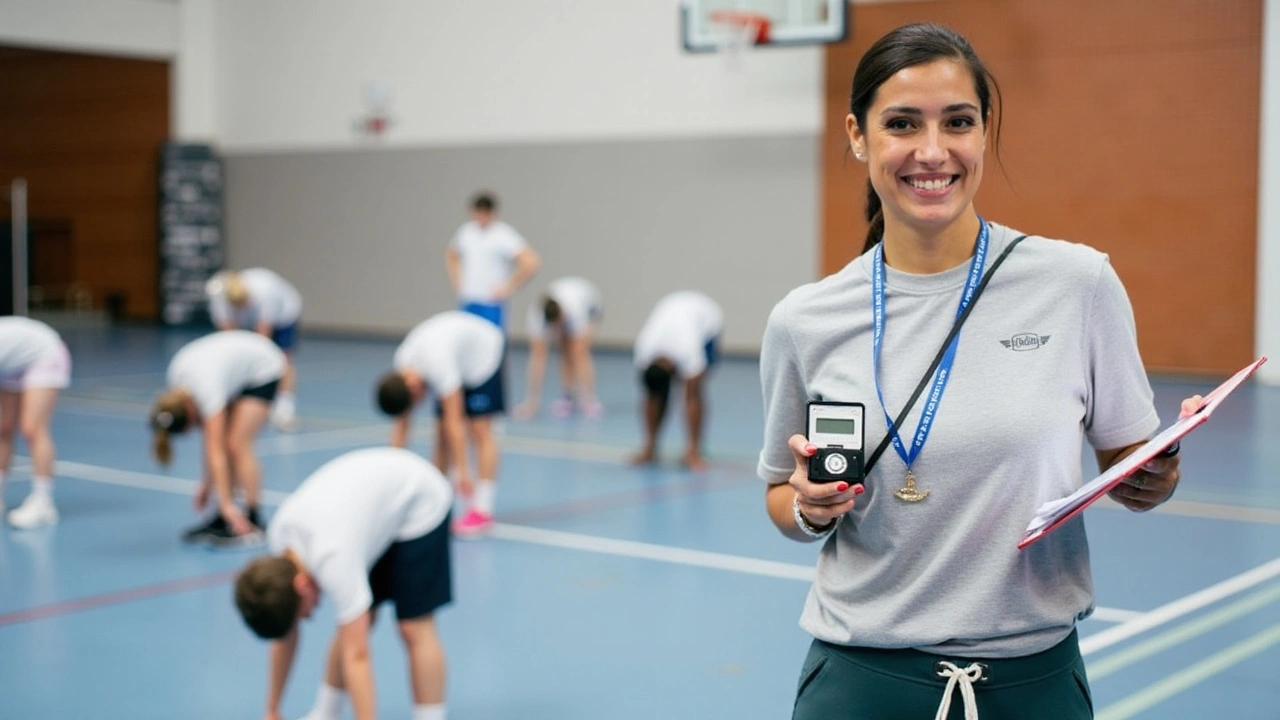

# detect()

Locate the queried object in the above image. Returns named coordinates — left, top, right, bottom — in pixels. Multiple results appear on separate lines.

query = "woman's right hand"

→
left=787, top=434, right=865, bottom=528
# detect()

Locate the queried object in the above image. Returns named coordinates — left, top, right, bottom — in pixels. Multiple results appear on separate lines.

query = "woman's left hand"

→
left=1107, top=395, right=1202, bottom=511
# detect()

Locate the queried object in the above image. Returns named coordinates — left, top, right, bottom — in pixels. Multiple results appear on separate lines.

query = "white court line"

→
left=1080, top=556, right=1280, bottom=655
left=255, top=425, right=387, bottom=456
left=50, top=460, right=291, bottom=505
left=30, top=456, right=1280, bottom=640
left=52, top=396, right=1280, bottom=524
left=1089, top=607, right=1145, bottom=623
left=1087, top=582, right=1280, bottom=680
left=13, top=458, right=1141, bottom=620
left=1095, top=622, right=1280, bottom=720
left=488, top=523, right=817, bottom=581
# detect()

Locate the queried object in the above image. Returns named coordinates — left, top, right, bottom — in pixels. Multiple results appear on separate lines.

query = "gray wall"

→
left=223, top=134, right=818, bottom=354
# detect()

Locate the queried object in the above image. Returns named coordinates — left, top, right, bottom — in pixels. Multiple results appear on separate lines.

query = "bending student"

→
left=630, top=291, right=723, bottom=471
left=513, top=276, right=604, bottom=419
left=149, top=329, right=284, bottom=546
left=375, top=310, right=506, bottom=538
left=235, top=447, right=453, bottom=720
left=0, top=316, right=71, bottom=528
left=207, top=267, right=304, bottom=430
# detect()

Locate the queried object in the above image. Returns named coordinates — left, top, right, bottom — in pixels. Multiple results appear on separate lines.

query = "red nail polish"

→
left=836, top=483, right=849, bottom=492
left=854, top=485, right=866, bottom=495
left=804, top=444, right=817, bottom=455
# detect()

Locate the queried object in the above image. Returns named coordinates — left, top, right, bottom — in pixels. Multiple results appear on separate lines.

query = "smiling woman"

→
left=846, top=24, right=999, bottom=274
left=757, top=22, right=1203, bottom=720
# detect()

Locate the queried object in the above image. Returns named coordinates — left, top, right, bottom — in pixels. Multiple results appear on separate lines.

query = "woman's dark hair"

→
left=471, top=192, right=497, bottom=212
left=850, top=23, right=1003, bottom=253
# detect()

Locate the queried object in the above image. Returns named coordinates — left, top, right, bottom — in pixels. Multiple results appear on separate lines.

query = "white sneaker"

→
left=271, top=407, right=298, bottom=432
left=7, top=493, right=58, bottom=529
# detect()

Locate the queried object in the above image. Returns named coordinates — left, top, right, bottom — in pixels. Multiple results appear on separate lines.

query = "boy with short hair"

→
left=375, top=310, right=507, bottom=536
left=234, top=447, right=453, bottom=720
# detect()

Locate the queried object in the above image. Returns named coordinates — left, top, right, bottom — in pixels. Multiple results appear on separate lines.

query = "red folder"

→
left=1018, top=356, right=1268, bottom=550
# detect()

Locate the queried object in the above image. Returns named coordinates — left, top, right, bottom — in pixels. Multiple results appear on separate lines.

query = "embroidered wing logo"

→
left=1001, top=334, right=1051, bottom=351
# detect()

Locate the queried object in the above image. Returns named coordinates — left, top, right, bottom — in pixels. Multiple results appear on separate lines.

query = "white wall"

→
left=212, top=0, right=823, bottom=151
left=0, top=0, right=178, bottom=58
left=1259, top=0, right=1280, bottom=385
left=173, top=0, right=217, bottom=141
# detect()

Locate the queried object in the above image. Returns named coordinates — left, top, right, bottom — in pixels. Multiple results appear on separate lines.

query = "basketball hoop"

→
left=707, top=10, right=772, bottom=70
left=353, top=82, right=394, bottom=142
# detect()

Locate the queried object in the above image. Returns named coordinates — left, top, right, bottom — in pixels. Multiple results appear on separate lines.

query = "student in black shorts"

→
left=148, top=330, right=285, bottom=545
left=235, top=447, right=454, bottom=720
left=375, top=310, right=507, bottom=538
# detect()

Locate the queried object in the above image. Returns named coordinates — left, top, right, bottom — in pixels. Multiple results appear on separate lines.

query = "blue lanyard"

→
left=871, top=219, right=989, bottom=471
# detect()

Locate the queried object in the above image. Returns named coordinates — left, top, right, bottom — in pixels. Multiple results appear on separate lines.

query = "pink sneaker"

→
left=582, top=400, right=605, bottom=419
left=452, top=508, right=493, bottom=538
left=550, top=397, right=574, bottom=418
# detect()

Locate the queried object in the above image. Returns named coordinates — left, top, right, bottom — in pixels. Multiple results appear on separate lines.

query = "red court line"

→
left=0, top=570, right=237, bottom=627
left=0, top=470, right=753, bottom=627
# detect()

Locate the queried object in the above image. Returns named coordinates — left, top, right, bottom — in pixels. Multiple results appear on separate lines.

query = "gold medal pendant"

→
left=895, top=469, right=930, bottom=503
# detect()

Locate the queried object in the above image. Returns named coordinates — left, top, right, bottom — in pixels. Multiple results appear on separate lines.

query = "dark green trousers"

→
left=792, top=630, right=1093, bottom=720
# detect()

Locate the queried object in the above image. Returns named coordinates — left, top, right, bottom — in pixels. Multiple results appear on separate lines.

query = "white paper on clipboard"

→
left=1017, top=356, right=1268, bottom=550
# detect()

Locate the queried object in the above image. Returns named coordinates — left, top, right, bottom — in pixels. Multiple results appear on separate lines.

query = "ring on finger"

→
left=1133, top=475, right=1146, bottom=490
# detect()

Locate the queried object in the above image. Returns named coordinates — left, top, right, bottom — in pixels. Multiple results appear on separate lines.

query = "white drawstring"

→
left=933, top=661, right=985, bottom=720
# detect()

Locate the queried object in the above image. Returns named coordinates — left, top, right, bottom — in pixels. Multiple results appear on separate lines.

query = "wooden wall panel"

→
left=0, top=46, right=170, bottom=319
left=823, top=0, right=1260, bottom=375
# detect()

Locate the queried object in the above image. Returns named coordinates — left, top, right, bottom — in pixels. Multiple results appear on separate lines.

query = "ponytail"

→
left=153, top=429, right=173, bottom=466
left=149, top=389, right=191, bottom=465
left=863, top=183, right=885, bottom=254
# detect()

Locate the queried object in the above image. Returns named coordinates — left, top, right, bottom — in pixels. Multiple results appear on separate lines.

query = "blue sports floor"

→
left=1, top=325, right=1278, bottom=719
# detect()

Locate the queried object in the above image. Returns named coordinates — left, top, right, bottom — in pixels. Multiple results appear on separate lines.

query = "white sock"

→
left=473, top=479, right=495, bottom=515
left=308, top=683, right=346, bottom=719
left=32, top=476, right=53, bottom=500
left=413, top=703, right=446, bottom=720
left=275, top=392, right=296, bottom=416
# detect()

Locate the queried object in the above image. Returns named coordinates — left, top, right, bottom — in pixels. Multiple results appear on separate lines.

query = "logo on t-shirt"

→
left=1000, top=333, right=1051, bottom=351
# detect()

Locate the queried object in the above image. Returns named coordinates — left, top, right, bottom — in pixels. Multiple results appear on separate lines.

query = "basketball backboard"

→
left=680, top=0, right=849, bottom=53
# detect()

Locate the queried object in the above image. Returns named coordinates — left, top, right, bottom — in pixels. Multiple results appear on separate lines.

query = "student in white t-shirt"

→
left=148, top=330, right=286, bottom=546
left=444, top=192, right=540, bottom=330
left=513, top=276, right=604, bottom=420
left=206, top=267, right=303, bottom=430
left=235, top=447, right=453, bottom=720
left=630, top=291, right=724, bottom=471
left=0, top=317, right=72, bottom=529
left=375, top=311, right=506, bottom=537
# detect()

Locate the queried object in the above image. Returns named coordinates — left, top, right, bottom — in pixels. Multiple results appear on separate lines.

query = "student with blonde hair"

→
left=149, top=329, right=284, bottom=546
left=0, top=316, right=72, bottom=528
left=206, top=267, right=303, bottom=430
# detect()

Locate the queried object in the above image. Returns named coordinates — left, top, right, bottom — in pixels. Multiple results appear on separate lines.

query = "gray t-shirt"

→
left=757, top=221, right=1159, bottom=658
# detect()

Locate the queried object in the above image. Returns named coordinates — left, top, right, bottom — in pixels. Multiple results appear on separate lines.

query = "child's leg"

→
left=399, top=615, right=446, bottom=707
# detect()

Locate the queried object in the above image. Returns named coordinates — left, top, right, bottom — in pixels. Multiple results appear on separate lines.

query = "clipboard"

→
left=1017, top=356, right=1268, bottom=550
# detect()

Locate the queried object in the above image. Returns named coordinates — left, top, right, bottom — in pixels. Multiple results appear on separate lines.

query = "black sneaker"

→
left=246, top=506, right=267, bottom=531
left=205, top=515, right=266, bottom=551
left=181, top=515, right=228, bottom=545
